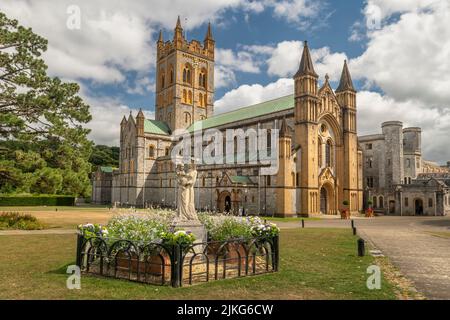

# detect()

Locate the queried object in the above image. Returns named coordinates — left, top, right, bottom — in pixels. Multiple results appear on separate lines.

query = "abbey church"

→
left=92, top=18, right=450, bottom=216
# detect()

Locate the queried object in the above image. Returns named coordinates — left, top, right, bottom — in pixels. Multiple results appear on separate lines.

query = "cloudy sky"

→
left=1, top=0, right=449, bottom=163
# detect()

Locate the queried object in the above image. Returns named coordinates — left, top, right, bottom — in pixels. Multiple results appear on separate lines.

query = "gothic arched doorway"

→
left=320, top=187, right=328, bottom=214
left=217, top=191, right=232, bottom=213
left=224, top=196, right=231, bottom=213
left=415, top=199, right=424, bottom=215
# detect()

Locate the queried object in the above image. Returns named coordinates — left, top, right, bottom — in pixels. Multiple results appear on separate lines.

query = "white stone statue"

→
left=176, top=163, right=198, bottom=221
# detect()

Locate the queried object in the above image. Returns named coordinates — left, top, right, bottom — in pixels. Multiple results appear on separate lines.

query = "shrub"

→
left=0, top=212, right=45, bottom=230
left=106, top=214, right=171, bottom=244
left=0, top=194, right=75, bottom=206
left=198, top=214, right=279, bottom=241
left=160, top=230, right=196, bottom=246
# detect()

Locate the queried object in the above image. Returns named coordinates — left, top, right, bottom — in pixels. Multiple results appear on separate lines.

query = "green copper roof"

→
left=188, top=94, right=294, bottom=132
left=229, top=175, right=255, bottom=185
left=144, top=119, right=171, bottom=135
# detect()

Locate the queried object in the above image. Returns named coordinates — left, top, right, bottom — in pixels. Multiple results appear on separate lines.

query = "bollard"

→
left=357, top=238, right=365, bottom=256
left=352, top=227, right=357, bottom=235
left=301, top=219, right=305, bottom=228
left=351, top=219, right=354, bottom=229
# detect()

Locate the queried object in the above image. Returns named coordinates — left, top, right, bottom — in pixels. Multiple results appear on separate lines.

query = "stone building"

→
left=100, top=18, right=364, bottom=217
left=92, top=166, right=114, bottom=204
left=359, top=122, right=450, bottom=215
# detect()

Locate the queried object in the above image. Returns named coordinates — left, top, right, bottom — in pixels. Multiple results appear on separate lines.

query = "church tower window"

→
left=184, top=112, right=191, bottom=125
left=325, top=140, right=332, bottom=167
left=169, top=66, right=174, bottom=84
left=148, top=145, right=155, bottom=158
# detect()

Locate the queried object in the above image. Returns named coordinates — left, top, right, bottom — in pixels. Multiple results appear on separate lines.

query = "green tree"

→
left=0, top=12, right=93, bottom=197
left=90, top=145, right=120, bottom=169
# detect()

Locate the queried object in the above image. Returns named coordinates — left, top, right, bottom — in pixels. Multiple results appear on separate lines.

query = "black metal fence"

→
left=75, top=234, right=279, bottom=287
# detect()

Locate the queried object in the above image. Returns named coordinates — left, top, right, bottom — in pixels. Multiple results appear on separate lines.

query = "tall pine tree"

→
left=0, top=12, right=93, bottom=197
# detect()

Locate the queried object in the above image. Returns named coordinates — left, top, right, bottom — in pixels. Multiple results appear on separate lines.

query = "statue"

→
left=176, top=163, right=198, bottom=221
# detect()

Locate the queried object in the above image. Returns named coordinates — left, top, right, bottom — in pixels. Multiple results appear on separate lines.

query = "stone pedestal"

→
left=171, top=219, right=207, bottom=253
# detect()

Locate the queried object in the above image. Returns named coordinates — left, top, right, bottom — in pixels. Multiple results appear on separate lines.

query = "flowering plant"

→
left=160, top=230, right=196, bottom=246
left=198, top=213, right=279, bottom=241
left=78, top=223, right=109, bottom=238
left=106, top=214, right=170, bottom=244
left=250, top=222, right=280, bottom=238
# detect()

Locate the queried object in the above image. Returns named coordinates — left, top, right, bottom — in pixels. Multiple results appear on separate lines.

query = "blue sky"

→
left=1, top=0, right=450, bottom=163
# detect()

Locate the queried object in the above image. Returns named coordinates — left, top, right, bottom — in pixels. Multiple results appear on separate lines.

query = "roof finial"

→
left=205, top=21, right=213, bottom=41
left=176, top=15, right=182, bottom=29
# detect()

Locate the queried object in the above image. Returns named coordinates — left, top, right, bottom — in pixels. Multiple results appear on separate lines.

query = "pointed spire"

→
left=280, top=117, right=291, bottom=138
left=128, top=110, right=134, bottom=122
left=137, top=108, right=145, bottom=119
left=175, top=15, right=182, bottom=30
left=157, top=30, right=163, bottom=43
left=204, top=22, right=213, bottom=41
left=294, top=41, right=318, bottom=78
left=336, top=60, right=355, bottom=92
left=120, top=115, right=127, bottom=125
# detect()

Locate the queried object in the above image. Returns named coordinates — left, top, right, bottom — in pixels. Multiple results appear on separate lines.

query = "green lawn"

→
left=0, top=228, right=397, bottom=299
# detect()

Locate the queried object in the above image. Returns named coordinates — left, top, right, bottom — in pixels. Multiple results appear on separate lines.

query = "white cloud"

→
left=269, top=0, right=325, bottom=29
left=365, top=0, right=439, bottom=20
left=215, top=65, right=237, bottom=89
left=126, top=77, right=155, bottom=95
left=216, top=48, right=262, bottom=73
left=81, top=90, right=155, bottom=146
left=351, top=0, right=450, bottom=107
left=214, top=46, right=266, bottom=89
left=215, top=78, right=294, bottom=114
left=265, top=41, right=348, bottom=81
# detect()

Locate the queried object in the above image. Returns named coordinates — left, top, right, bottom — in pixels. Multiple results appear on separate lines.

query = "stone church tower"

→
left=155, top=17, right=215, bottom=132
left=293, top=42, right=363, bottom=216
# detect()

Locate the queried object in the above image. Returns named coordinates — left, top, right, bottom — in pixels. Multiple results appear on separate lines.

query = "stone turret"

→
left=136, top=109, right=145, bottom=137
left=276, top=118, right=294, bottom=217
left=294, top=41, right=320, bottom=216
left=204, top=22, right=215, bottom=58
left=382, top=121, right=404, bottom=188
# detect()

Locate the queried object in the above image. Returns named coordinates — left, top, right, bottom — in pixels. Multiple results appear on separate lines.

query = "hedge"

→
left=0, top=195, right=76, bottom=206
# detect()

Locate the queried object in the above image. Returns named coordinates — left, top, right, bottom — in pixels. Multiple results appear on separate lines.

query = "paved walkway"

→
left=279, top=216, right=450, bottom=300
